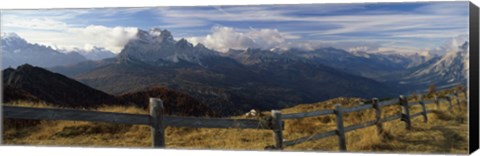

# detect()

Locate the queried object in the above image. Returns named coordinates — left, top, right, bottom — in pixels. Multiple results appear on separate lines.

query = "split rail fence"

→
left=3, top=86, right=468, bottom=151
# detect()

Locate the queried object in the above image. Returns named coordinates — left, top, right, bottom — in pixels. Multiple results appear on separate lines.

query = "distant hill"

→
left=3, top=64, right=121, bottom=108
left=48, top=58, right=117, bottom=77
left=3, top=64, right=215, bottom=117
left=118, top=86, right=217, bottom=117
left=3, top=85, right=41, bottom=103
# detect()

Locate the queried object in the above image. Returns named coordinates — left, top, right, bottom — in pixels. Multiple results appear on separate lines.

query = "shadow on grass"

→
left=390, top=121, right=465, bottom=154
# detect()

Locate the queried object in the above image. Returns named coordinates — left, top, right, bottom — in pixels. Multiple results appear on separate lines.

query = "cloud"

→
left=2, top=16, right=70, bottom=31
left=428, top=34, right=469, bottom=55
left=2, top=2, right=469, bottom=55
left=157, top=3, right=468, bottom=54
left=184, top=25, right=465, bottom=55
left=4, top=15, right=139, bottom=53
left=2, top=10, right=140, bottom=53
left=186, top=26, right=301, bottom=52
left=67, top=25, right=138, bottom=50
left=16, top=25, right=138, bottom=53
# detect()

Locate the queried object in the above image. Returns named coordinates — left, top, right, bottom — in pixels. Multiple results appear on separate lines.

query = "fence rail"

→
left=2, top=86, right=468, bottom=151
left=282, top=109, right=334, bottom=119
left=378, top=98, right=400, bottom=107
left=3, top=106, right=151, bottom=125
left=3, top=106, right=271, bottom=130
left=4, top=99, right=274, bottom=148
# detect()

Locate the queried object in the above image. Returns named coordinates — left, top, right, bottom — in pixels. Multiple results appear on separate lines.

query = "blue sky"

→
left=1, top=1, right=469, bottom=53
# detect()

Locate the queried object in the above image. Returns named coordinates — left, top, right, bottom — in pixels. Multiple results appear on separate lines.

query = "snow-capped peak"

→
left=176, top=38, right=193, bottom=48
left=119, top=28, right=219, bottom=64
left=404, top=39, right=468, bottom=87
left=1, top=32, right=21, bottom=39
left=132, top=28, right=175, bottom=45
left=348, top=50, right=371, bottom=58
left=1, top=32, right=28, bottom=48
left=195, top=43, right=207, bottom=49
left=148, top=28, right=174, bottom=43
left=418, top=51, right=432, bottom=58
left=61, top=46, right=116, bottom=61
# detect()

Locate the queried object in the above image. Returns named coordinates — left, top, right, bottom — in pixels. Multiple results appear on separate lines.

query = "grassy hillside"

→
left=2, top=91, right=468, bottom=154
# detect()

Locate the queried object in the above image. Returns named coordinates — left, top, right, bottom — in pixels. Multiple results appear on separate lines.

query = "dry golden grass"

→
left=2, top=92, right=469, bottom=154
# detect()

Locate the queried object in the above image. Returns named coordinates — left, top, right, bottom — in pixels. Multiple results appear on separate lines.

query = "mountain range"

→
left=59, top=46, right=116, bottom=61
left=1, top=33, right=116, bottom=68
left=2, top=28, right=469, bottom=116
left=1, top=33, right=87, bottom=68
left=386, top=41, right=469, bottom=90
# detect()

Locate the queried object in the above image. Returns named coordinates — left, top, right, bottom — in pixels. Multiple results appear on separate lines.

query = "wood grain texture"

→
left=344, top=120, right=376, bottom=132
left=410, top=112, right=424, bottom=118
left=150, top=98, right=165, bottom=148
left=434, top=95, right=440, bottom=110
left=381, top=114, right=402, bottom=123
left=372, top=98, right=384, bottom=135
left=446, top=95, right=453, bottom=112
left=3, top=106, right=150, bottom=125
left=282, top=110, right=334, bottom=119
left=418, top=95, right=428, bottom=123
left=334, top=104, right=347, bottom=151
left=343, top=104, right=373, bottom=113
left=378, top=98, right=400, bottom=107
left=164, top=116, right=270, bottom=129
left=3, top=106, right=269, bottom=129
left=271, top=110, right=283, bottom=150
left=399, top=95, right=412, bottom=130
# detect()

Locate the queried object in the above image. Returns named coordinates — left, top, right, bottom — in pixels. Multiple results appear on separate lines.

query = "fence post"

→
left=463, top=88, right=468, bottom=101
left=454, top=92, right=461, bottom=112
left=271, top=110, right=283, bottom=150
left=418, top=95, right=428, bottom=123
left=334, top=104, right=347, bottom=151
left=150, top=98, right=165, bottom=148
left=399, top=95, right=411, bottom=130
left=446, top=96, right=453, bottom=112
left=434, top=95, right=440, bottom=110
left=372, top=98, right=384, bottom=136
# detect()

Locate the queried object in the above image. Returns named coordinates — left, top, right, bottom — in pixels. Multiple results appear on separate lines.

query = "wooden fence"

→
left=2, top=86, right=468, bottom=151
left=279, top=90, right=467, bottom=151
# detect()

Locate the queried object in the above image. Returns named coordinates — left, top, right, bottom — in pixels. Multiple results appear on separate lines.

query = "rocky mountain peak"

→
left=1, top=32, right=21, bottom=39
left=176, top=38, right=193, bottom=48
left=1, top=32, right=28, bottom=47
left=16, top=64, right=35, bottom=70
left=118, top=28, right=220, bottom=65
left=459, top=41, right=468, bottom=51
left=147, top=28, right=174, bottom=43
left=194, top=43, right=207, bottom=49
